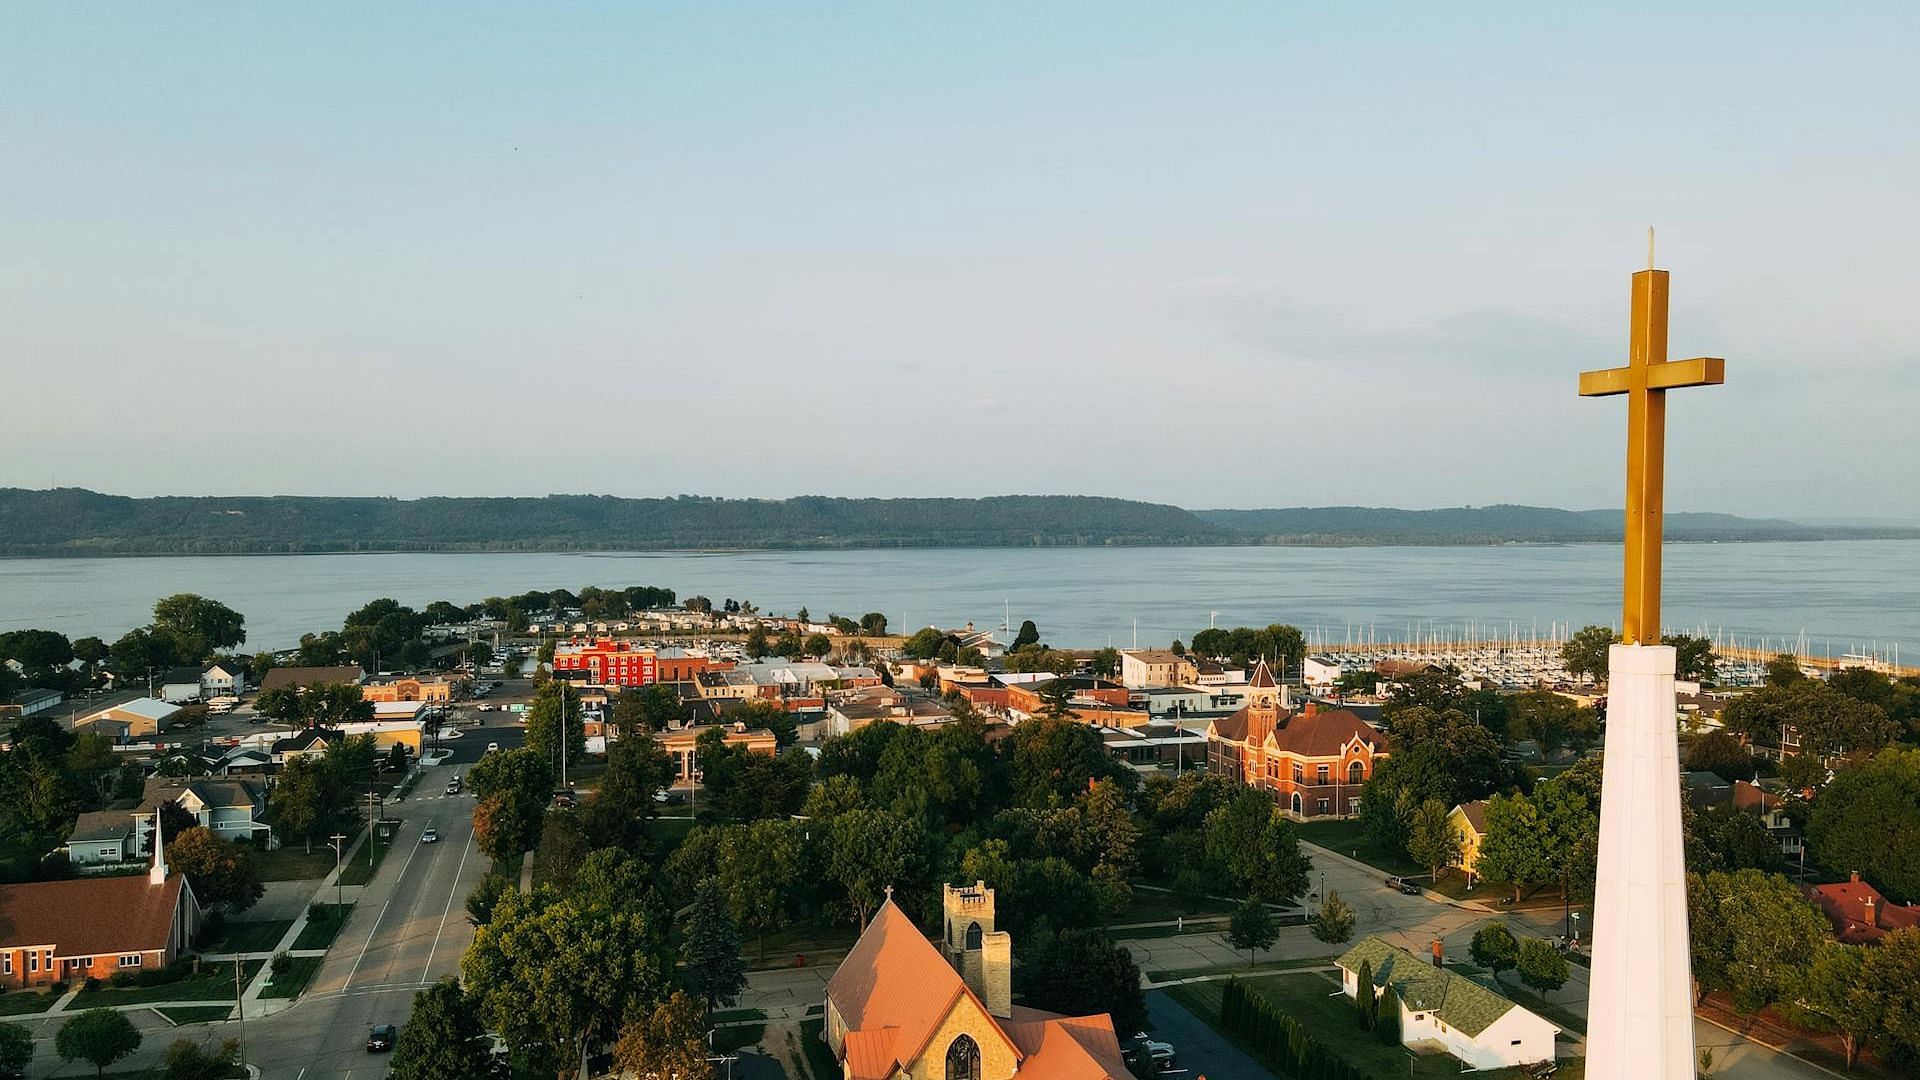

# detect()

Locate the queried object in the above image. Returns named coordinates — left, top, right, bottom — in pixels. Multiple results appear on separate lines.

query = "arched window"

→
left=1348, top=759, right=1365, bottom=785
left=965, top=921, right=983, bottom=950
left=1290, top=792, right=1304, bottom=816
left=946, top=1035, right=981, bottom=1080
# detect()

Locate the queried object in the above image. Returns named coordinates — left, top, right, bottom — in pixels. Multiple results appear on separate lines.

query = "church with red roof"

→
left=823, top=882, right=1132, bottom=1080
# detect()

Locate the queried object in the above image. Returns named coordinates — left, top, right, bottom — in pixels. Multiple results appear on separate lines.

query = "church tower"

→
left=1245, top=659, right=1285, bottom=744
left=942, top=881, right=1012, bottom=1017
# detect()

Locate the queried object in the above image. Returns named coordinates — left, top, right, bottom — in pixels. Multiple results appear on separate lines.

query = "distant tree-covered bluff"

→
left=0, top=489, right=1904, bottom=556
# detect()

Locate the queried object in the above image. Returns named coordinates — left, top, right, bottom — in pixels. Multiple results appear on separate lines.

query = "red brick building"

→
left=0, top=852, right=199, bottom=988
left=1204, top=661, right=1390, bottom=820
left=553, top=640, right=732, bottom=688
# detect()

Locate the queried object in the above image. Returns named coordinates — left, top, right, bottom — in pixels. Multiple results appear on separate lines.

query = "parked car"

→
left=422, top=824, right=439, bottom=844
left=551, top=790, right=577, bottom=809
left=1129, top=1033, right=1176, bottom=1069
left=1384, top=876, right=1423, bottom=895
left=367, top=1024, right=397, bottom=1052
left=651, top=789, right=686, bottom=805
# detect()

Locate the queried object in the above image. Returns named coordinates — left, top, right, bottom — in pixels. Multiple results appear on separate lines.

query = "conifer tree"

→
left=682, top=878, right=748, bottom=1019
left=1376, top=985, right=1402, bottom=1045
left=1355, top=959, right=1376, bottom=1030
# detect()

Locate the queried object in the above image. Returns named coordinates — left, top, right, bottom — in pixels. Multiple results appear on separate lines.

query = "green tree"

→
left=1858, top=928, right=1920, bottom=1067
left=0, top=1022, right=31, bottom=1076
left=804, top=633, right=833, bottom=658
left=1684, top=730, right=1756, bottom=782
left=1006, top=716, right=1124, bottom=806
left=1517, top=936, right=1570, bottom=995
left=1765, top=653, right=1806, bottom=686
left=859, top=612, right=889, bottom=636
left=724, top=819, right=807, bottom=953
left=167, top=827, right=264, bottom=913
left=1227, top=898, right=1277, bottom=966
left=1510, top=690, right=1597, bottom=761
left=613, top=991, right=712, bottom=1080
left=389, top=977, right=491, bottom=1080
left=252, top=685, right=307, bottom=724
left=1387, top=706, right=1508, bottom=796
left=1091, top=647, right=1120, bottom=678
left=151, top=594, right=247, bottom=660
left=109, top=627, right=176, bottom=683
left=612, top=684, right=683, bottom=735
left=583, top=733, right=673, bottom=848
left=1358, top=743, right=1455, bottom=854
left=1474, top=792, right=1557, bottom=903
left=469, top=748, right=556, bottom=863
left=1308, top=890, right=1355, bottom=945
left=827, top=808, right=920, bottom=925
left=1662, top=633, right=1718, bottom=682
left=1011, top=620, right=1041, bottom=651
left=1470, top=922, right=1520, bottom=984
left=1783, top=942, right=1874, bottom=1069
left=682, top=878, right=747, bottom=1017
left=1687, top=868, right=1830, bottom=1011
left=1685, top=802, right=1784, bottom=874
left=524, top=680, right=586, bottom=766
left=1354, top=959, right=1377, bottom=1030
left=1560, top=625, right=1617, bottom=683
left=162, top=1036, right=239, bottom=1080
left=1376, top=984, right=1402, bottom=1044
left=1203, top=790, right=1312, bottom=903
left=1723, top=680, right=1897, bottom=759
left=1017, top=928, right=1148, bottom=1034
left=1805, top=748, right=1920, bottom=902
left=461, top=887, right=669, bottom=1080
left=55, top=1008, right=142, bottom=1077
left=1405, top=798, right=1460, bottom=883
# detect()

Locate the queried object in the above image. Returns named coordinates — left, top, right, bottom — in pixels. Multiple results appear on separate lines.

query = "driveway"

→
left=1144, top=990, right=1266, bottom=1080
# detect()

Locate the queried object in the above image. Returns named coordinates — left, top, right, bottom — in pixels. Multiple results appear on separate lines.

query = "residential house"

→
left=135, top=778, right=271, bottom=854
left=77, top=697, right=180, bottom=740
left=258, top=665, right=365, bottom=692
left=63, top=811, right=138, bottom=868
left=0, top=841, right=200, bottom=988
left=1302, top=656, right=1344, bottom=691
left=824, top=882, right=1131, bottom=1080
left=158, top=668, right=206, bottom=704
left=199, top=662, right=249, bottom=699
left=1449, top=800, right=1491, bottom=886
left=1731, top=780, right=1803, bottom=860
left=1118, top=649, right=1197, bottom=690
left=1336, top=936, right=1558, bottom=1070
left=1204, top=661, right=1390, bottom=820
left=696, top=669, right=764, bottom=703
left=1806, top=872, right=1920, bottom=945
left=271, top=728, right=338, bottom=764
left=1681, top=771, right=1733, bottom=808
left=825, top=687, right=954, bottom=738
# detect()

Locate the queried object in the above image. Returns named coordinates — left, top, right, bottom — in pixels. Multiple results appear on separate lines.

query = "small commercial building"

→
left=77, top=698, right=181, bottom=740
left=1118, top=649, right=1198, bottom=690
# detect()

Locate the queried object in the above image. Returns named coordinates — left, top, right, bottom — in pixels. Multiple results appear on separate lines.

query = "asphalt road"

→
left=32, top=724, right=522, bottom=1079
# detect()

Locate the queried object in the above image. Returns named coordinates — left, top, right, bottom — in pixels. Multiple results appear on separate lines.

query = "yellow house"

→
left=1449, top=800, right=1490, bottom=885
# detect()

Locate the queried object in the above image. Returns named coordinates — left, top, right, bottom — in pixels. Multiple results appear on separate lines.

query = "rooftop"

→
left=1337, top=936, right=1538, bottom=1038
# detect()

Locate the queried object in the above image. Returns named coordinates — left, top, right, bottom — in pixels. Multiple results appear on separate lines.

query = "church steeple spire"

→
left=149, top=816, right=169, bottom=885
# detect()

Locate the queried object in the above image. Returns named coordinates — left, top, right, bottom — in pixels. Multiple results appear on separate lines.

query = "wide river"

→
left=1, top=541, right=1916, bottom=659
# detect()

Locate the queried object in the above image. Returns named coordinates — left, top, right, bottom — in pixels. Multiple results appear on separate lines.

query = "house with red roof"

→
left=1806, top=872, right=1920, bottom=945
left=1203, top=660, right=1390, bottom=819
left=0, top=830, right=200, bottom=988
left=823, top=882, right=1132, bottom=1080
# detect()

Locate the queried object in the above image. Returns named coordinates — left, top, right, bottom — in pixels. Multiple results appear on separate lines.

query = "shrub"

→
left=108, top=971, right=137, bottom=988
left=270, top=952, right=292, bottom=978
left=47, top=981, right=68, bottom=996
left=82, top=977, right=102, bottom=992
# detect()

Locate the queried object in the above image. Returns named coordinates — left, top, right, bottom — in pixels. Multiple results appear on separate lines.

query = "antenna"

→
left=1648, top=226, right=1656, bottom=270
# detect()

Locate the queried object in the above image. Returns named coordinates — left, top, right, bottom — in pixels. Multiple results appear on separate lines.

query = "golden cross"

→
left=1578, top=243, right=1726, bottom=645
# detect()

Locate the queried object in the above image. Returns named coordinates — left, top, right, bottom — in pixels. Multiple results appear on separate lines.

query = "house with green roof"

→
left=1336, top=936, right=1558, bottom=1070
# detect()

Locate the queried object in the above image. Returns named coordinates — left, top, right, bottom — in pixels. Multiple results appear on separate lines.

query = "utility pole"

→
left=234, top=956, right=248, bottom=1071
left=331, top=833, right=348, bottom=915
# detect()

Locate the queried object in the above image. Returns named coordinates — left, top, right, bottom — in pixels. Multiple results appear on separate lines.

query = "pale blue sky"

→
left=3, top=4, right=1915, bottom=516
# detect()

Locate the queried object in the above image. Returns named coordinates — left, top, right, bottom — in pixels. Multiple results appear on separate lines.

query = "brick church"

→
left=1204, top=659, right=1390, bottom=819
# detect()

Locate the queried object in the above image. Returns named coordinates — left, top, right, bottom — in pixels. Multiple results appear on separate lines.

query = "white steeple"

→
left=150, top=818, right=168, bottom=885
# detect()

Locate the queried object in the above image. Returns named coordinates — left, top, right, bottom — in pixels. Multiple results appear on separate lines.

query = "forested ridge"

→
left=1, top=489, right=1905, bottom=556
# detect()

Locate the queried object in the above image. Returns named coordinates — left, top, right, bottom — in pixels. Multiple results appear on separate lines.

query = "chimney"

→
left=1863, top=894, right=1880, bottom=930
left=1851, top=870, right=1862, bottom=884
left=1303, top=701, right=1318, bottom=718
left=1431, top=939, right=1444, bottom=967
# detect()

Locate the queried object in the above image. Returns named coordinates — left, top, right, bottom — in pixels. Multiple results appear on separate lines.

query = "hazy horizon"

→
left=5, top=5, right=1916, bottom=517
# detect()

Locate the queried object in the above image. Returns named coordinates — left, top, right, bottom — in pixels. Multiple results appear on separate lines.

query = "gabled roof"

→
left=1454, top=800, right=1490, bottom=835
left=1807, top=877, right=1920, bottom=945
left=161, top=667, right=205, bottom=686
left=259, top=666, right=364, bottom=690
left=1337, top=936, right=1540, bottom=1038
left=92, top=698, right=179, bottom=723
left=273, top=729, right=336, bottom=754
left=1248, top=660, right=1277, bottom=688
left=1268, top=707, right=1386, bottom=758
left=67, top=810, right=135, bottom=845
left=0, top=875, right=190, bottom=957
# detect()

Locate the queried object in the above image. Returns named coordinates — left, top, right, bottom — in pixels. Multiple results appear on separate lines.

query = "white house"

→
left=1336, top=936, right=1558, bottom=1071
left=63, top=811, right=138, bottom=868
left=133, top=779, right=272, bottom=854
left=158, top=668, right=206, bottom=704
left=1302, top=656, right=1344, bottom=691
left=200, top=662, right=249, bottom=698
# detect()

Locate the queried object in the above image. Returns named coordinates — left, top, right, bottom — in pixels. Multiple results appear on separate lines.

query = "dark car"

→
left=367, top=1024, right=397, bottom=1052
left=1384, top=876, right=1423, bottom=895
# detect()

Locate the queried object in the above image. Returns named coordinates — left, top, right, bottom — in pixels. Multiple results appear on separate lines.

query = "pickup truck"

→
left=1384, top=876, right=1424, bottom=895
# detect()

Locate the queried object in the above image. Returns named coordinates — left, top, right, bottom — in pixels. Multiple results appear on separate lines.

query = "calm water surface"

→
left=1, top=542, right=1916, bottom=657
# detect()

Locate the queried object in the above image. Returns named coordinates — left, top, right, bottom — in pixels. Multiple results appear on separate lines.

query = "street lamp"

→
left=330, top=833, right=348, bottom=916
left=1570, top=911, right=1582, bottom=948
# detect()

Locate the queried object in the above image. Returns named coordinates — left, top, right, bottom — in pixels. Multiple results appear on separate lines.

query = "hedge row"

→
left=1218, top=978, right=1368, bottom=1080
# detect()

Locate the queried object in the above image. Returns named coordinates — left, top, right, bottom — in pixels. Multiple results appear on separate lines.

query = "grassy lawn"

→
left=1119, top=887, right=1237, bottom=923
left=1167, top=972, right=1570, bottom=1080
left=1146, top=955, right=1339, bottom=983
left=73, top=961, right=264, bottom=1007
left=1295, top=819, right=1422, bottom=878
left=645, top=815, right=697, bottom=854
left=294, top=903, right=356, bottom=951
left=0, top=990, right=56, bottom=1016
left=259, top=955, right=324, bottom=1000
left=744, top=923, right=859, bottom=969
left=156, top=1004, right=236, bottom=1025
left=714, top=1008, right=769, bottom=1023
left=209, top=919, right=293, bottom=954
left=796, top=1018, right=840, bottom=1080
left=1114, top=920, right=1227, bottom=941
left=250, top=844, right=341, bottom=883
left=337, top=833, right=392, bottom=887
